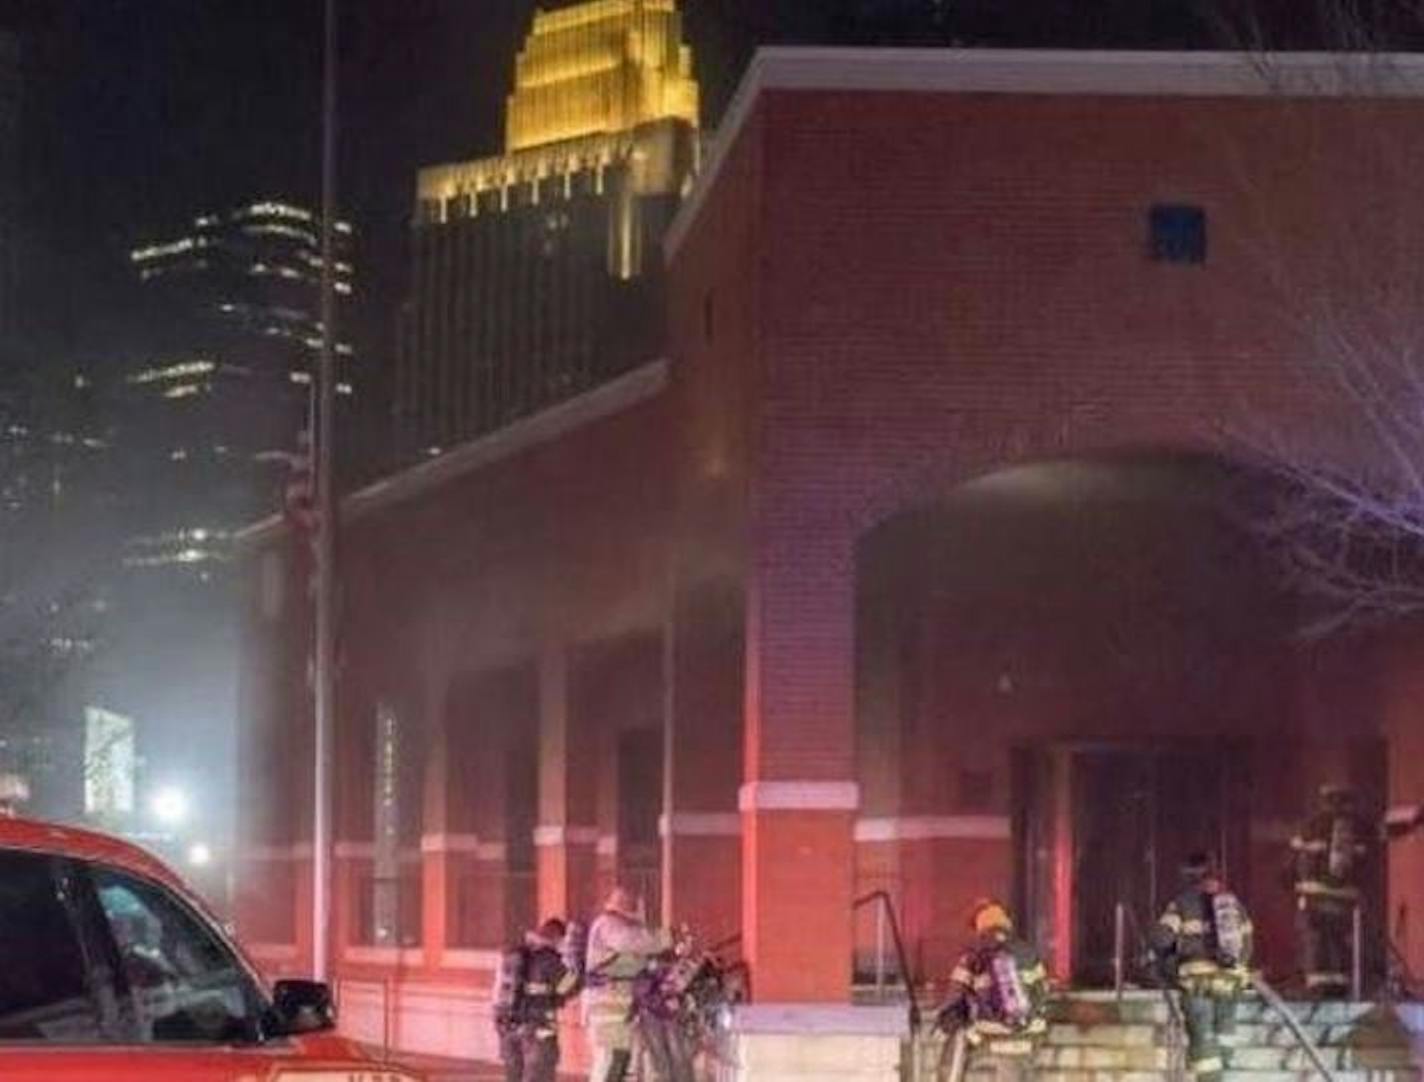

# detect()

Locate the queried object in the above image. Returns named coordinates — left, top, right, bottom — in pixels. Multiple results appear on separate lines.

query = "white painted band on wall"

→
left=342, top=945, right=426, bottom=968
left=853, top=815, right=1011, bottom=843
left=442, top=949, right=503, bottom=971
left=738, top=781, right=860, bottom=812
left=533, top=824, right=600, bottom=848
left=1386, top=804, right=1422, bottom=827
left=659, top=812, right=742, bottom=837
left=419, top=834, right=508, bottom=860
left=243, top=843, right=314, bottom=861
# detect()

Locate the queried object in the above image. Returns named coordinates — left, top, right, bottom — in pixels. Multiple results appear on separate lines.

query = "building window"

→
left=1149, top=204, right=1206, bottom=265
left=371, top=702, right=400, bottom=946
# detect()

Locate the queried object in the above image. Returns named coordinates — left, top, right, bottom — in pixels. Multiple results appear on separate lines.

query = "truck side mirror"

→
left=271, top=978, right=336, bottom=1035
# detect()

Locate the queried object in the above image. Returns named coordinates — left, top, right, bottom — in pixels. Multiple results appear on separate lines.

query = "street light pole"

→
left=311, top=0, right=339, bottom=985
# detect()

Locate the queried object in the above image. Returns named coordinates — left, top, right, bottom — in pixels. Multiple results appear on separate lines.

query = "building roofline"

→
left=233, top=358, right=670, bottom=550
left=665, top=46, right=1424, bottom=258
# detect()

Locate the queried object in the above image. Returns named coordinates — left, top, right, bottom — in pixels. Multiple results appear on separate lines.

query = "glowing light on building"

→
left=130, top=236, right=203, bottom=263
left=127, top=359, right=217, bottom=385
left=505, top=0, right=697, bottom=151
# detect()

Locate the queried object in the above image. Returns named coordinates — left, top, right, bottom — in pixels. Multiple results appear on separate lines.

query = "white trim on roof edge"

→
left=664, top=46, right=1424, bottom=258
left=232, top=357, right=670, bottom=549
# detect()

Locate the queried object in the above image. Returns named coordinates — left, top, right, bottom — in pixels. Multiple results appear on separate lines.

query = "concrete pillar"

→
left=536, top=641, right=599, bottom=923
left=436, top=668, right=523, bottom=949
left=421, top=720, right=451, bottom=967
left=741, top=538, right=858, bottom=1004
left=662, top=580, right=743, bottom=945
left=595, top=719, right=621, bottom=901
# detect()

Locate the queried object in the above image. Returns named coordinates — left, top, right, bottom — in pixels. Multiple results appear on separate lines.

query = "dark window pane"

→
left=1149, top=203, right=1207, bottom=264
left=91, top=866, right=262, bottom=1044
left=0, top=849, right=105, bottom=1043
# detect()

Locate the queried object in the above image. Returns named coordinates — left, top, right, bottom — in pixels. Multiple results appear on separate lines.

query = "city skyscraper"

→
left=394, top=0, right=700, bottom=457
left=119, top=199, right=354, bottom=575
left=0, top=31, right=19, bottom=340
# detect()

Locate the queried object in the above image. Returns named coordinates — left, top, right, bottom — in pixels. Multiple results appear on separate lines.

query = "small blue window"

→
left=1149, top=204, right=1206, bottom=265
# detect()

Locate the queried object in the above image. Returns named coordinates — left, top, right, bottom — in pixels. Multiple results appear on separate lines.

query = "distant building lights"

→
left=130, top=237, right=197, bottom=263
left=128, top=359, right=216, bottom=385
left=242, top=201, right=315, bottom=223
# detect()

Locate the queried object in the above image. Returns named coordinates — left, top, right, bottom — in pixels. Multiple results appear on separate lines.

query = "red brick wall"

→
left=237, top=78, right=1424, bottom=1009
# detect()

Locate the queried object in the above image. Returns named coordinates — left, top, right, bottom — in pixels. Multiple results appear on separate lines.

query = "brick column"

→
left=595, top=720, right=621, bottom=900
left=662, top=580, right=743, bottom=944
left=536, top=642, right=599, bottom=922
left=742, top=538, right=858, bottom=1003
left=420, top=721, right=451, bottom=967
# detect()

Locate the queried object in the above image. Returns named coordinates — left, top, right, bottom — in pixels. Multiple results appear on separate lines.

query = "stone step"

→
left=963, top=1071, right=1419, bottom=1082
left=957, top=1040, right=1416, bottom=1072
left=1039, top=1021, right=1413, bottom=1051
left=1228, top=1045, right=1418, bottom=1071
left=1046, top=1023, right=1163, bottom=1047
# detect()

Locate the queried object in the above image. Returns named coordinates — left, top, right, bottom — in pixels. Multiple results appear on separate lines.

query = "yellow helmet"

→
left=970, top=899, right=1014, bottom=936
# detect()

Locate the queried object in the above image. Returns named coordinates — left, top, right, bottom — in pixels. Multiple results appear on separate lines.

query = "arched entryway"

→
left=854, top=455, right=1386, bottom=987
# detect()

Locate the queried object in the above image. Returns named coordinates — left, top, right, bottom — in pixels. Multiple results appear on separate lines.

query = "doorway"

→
left=1015, top=742, right=1250, bottom=986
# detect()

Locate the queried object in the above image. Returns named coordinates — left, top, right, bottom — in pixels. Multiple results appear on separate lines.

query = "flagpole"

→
left=312, top=0, right=339, bottom=985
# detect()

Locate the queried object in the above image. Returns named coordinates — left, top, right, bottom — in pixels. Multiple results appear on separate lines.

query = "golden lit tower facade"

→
left=395, top=0, right=700, bottom=455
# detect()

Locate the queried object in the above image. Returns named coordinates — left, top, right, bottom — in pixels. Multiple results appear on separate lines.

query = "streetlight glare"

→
left=151, top=786, right=189, bottom=825
left=187, top=841, right=212, bottom=867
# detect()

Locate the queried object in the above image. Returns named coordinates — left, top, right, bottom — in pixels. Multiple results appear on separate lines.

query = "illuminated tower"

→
left=395, top=0, right=700, bottom=456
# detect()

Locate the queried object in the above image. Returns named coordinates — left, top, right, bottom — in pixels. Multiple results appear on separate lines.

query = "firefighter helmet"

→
left=970, top=899, right=1014, bottom=935
left=1181, top=851, right=1217, bottom=882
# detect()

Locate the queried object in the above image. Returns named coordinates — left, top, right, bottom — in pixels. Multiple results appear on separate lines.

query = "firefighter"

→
left=934, top=900, right=1048, bottom=1082
left=631, top=925, right=699, bottom=1082
left=493, top=917, right=580, bottom=1082
left=584, top=886, right=669, bottom=1082
left=1151, top=852, right=1254, bottom=1082
left=1290, top=783, right=1371, bottom=998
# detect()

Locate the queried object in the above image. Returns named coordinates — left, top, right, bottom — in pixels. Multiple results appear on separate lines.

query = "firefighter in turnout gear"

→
left=1291, top=783, right=1370, bottom=998
left=493, top=918, right=580, bottom=1082
left=1151, top=852, right=1254, bottom=1082
left=935, top=900, right=1048, bottom=1082
left=584, top=886, right=670, bottom=1082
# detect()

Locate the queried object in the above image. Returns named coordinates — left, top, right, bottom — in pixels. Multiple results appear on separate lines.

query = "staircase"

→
left=908, top=990, right=1420, bottom=1082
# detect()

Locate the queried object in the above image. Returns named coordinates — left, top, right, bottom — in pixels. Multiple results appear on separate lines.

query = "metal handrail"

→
left=852, top=890, right=920, bottom=1027
left=1116, top=902, right=1188, bottom=1082
left=1117, top=900, right=1337, bottom=1082
left=1383, top=928, right=1421, bottom=1002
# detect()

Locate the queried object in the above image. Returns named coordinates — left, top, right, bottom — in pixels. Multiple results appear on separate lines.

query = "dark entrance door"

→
left=1016, top=742, right=1249, bottom=986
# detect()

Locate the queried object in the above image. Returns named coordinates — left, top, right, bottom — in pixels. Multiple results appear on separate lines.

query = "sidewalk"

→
left=389, top=1051, right=582, bottom=1081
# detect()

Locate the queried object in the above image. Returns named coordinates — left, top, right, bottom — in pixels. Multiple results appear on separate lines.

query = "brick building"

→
left=236, top=49, right=1424, bottom=1075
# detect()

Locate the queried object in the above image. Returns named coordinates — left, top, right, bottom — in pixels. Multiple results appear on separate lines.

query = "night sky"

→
left=0, top=0, right=1394, bottom=373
